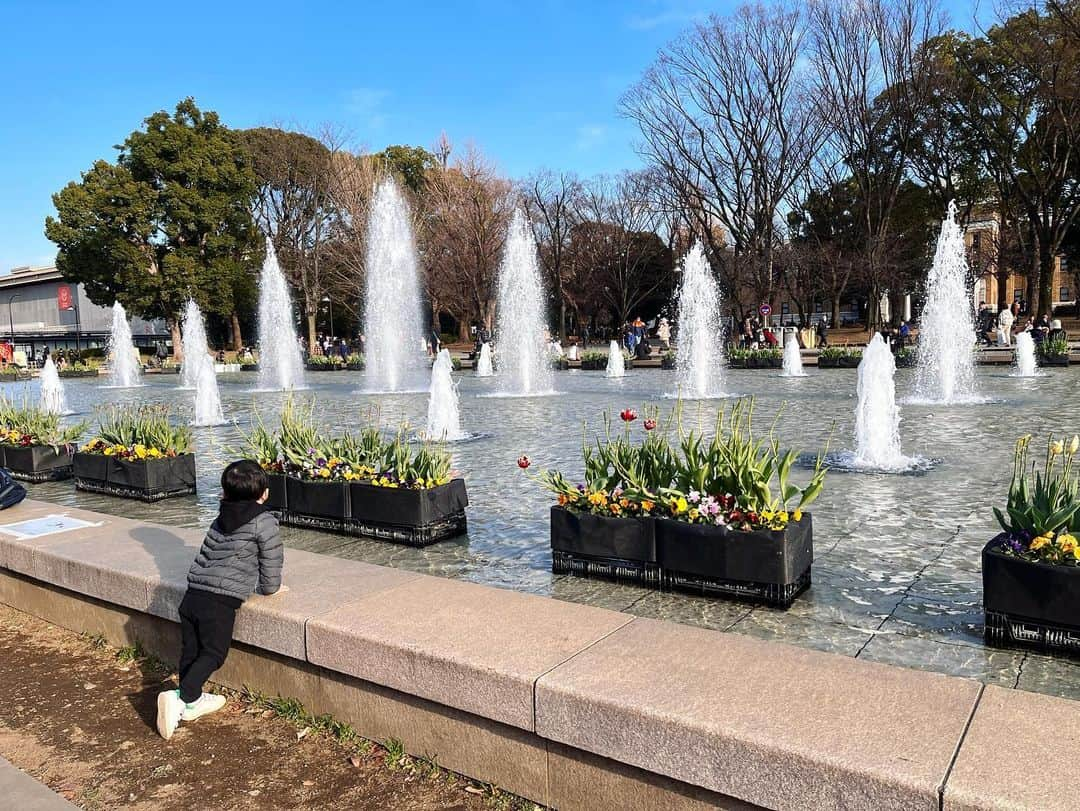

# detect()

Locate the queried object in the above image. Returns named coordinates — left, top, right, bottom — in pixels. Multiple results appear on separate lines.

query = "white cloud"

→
left=625, top=1, right=706, bottom=31
left=575, top=124, right=608, bottom=150
left=345, top=87, right=390, bottom=131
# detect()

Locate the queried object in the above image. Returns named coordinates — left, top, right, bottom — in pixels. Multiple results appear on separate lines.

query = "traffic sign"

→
left=758, top=303, right=772, bottom=318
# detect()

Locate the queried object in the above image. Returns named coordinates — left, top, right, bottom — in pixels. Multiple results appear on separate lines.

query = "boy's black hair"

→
left=221, top=459, right=269, bottom=502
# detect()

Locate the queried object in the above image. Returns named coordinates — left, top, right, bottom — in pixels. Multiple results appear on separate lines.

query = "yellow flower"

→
left=641, top=500, right=655, bottom=513
left=1051, top=440, right=1064, bottom=456
left=793, top=509, right=803, bottom=522
left=671, top=496, right=688, bottom=515
left=1057, top=533, right=1078, bottom=553
left=1071, top=435, right=1080, bottom=454
left=1030, top=534, right=1052, bottom=551
left=688, top=508, right=700, bottom=521
left=103, top=446, right=115, bottom=456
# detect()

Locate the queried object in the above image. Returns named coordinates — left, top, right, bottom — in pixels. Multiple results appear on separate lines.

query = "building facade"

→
left=0, top=265, right=169, bottom=362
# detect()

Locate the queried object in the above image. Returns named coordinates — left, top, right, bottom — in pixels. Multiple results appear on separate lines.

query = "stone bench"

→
left=0, top=499, right=1075, bottom=810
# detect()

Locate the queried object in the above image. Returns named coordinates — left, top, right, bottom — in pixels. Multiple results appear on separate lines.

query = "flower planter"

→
left=2, top=444, right=75, bottom=482
left=305, top=363, right=346, bottom=372
left=240, top=363, right=259, bottom=372
left=552, top=358, right=570, bottom=371
left=278, top=476, right=468, bottom=546
left=660, top=357, right=676, bottom=370
left=285, top=477, right=348, bottom=519
left=550, top=506, right=660, bottom=584
left=265, top=472, right=288, bottom=512
left=58, top=369, right=99, bottom=378
left=580, top=359, right=605, bottom=371
left=73, top=453, right=197, bottom=501
left=1038, top=355, right=1070, bottom=367
left=729, top=358, right=748, bottom=369
left=655, top=514, right=813, bottom=607
left=983, top=537, right=1080, bottom=656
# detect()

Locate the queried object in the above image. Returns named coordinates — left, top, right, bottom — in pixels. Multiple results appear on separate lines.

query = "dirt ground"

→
left=0, top=602, right=530, bottom=810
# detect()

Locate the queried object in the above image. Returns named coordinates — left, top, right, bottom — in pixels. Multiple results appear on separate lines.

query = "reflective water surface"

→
left=12, top=365, right=1080, bottom=699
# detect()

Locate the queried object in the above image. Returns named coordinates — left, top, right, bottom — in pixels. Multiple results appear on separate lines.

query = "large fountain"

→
left=256, top=238, right=305, bottom=391
left=605, top=340, right=625, bottom=378
left=476, top=343, right=494, bottom=377
left=781, top=330, right=806, bottom=377
left=1013, top=331, right=1040, bottom=377
left=913, top=202, right=979, bottom=403
left=107, top=301, right=142, bottom=388
left=493, top=209, right=554, bottom=396
left=825, top=335, right=932, bottom=473
left=180, top=299, right=210, bottom=389
left=364, top=180, right=426, bottom=392
left=39, top=356, right=67, bottom=415
left=673, top=243, right=725, bottom=398
left=425, top=349, right=468, bottom=441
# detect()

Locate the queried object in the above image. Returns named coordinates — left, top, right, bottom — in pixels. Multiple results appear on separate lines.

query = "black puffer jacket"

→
left=186, top=504, right=283, bottom=602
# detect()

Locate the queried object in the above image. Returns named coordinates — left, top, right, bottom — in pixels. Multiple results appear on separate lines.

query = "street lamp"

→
left=321, top=296, right=334, bottom=338
left=7, top=294, right=19, bottom=359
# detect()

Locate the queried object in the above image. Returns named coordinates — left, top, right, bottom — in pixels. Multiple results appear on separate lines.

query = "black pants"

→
left=178, top=589, right=239, bottom=703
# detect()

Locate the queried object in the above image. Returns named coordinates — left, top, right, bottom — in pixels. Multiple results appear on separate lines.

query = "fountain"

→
left=822, top=335, right=934, bottom=473
left=493, top=209, right=554, bottom=396
left=913, top=202, right=979, bottom=403
left=364, top=180, right=425, bottom=392
left=424, top=349, right=468, bottom=441
left=476, top=343, right=494, bottom=377
left=605, top=340, right=625, bottom=378
left=180, top=299, right=210, bottom=389
left=1013, top=331, right=1040, bottom=377
left=39, top=356, right=67, bottom=415
left=192, top=354, right=225, bottom=427
left=781, top=330, right=806, bottom=377
left=107, top=301, right=142, bottom=388
left=256, top=238, right=305, bottom=391
left=673, top=243, right=725, bottom=398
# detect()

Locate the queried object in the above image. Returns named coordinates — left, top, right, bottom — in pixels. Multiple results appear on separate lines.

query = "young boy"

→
left=157, top=460, right=284, bottom=740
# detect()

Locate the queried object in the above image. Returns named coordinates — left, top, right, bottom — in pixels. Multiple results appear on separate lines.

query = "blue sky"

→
left=0, top=0, right=984, bottom=272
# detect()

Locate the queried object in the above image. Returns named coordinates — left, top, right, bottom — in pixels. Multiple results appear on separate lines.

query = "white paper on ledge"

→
left=0, top=513, right=104, bottom=540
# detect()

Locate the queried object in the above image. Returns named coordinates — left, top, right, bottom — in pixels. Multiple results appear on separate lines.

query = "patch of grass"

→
left=234, top=688, right=544, bottom=807
left=82, top=632, right=108, bottom=650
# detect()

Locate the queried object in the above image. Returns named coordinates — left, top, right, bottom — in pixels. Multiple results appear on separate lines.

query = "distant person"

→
left=816, top=316, right=829, bottom=348
left=338, top=338, right=348, bottom=360
left=899, top=321, right=910, bottom=347
left=1049, top=319, right=1068, bottom=343
left=157, top=460, right=284, bottom=740
left=997, top=306, right=1014, bottom=346
left=657, top=318, right=671, bottom=351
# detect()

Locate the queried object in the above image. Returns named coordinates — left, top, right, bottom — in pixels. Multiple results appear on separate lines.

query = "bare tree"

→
left=808, top=0, right=943, bottom=328
left=422, top=143, right=513, bottom=340
left=622, top=2, right=824, bottom=317
left=521, top=170, right=582, bottom=340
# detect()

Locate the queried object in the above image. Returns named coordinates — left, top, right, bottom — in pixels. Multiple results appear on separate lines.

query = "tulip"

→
left=1070, top=435, right=1079, bottom=454
left=643, top=418, right=657, bottom=431
left=517, top=455, right=531, bottom=469
left=1051, top=440, right=1064, bottom=456
left=620, top=408, right=637, bottom=422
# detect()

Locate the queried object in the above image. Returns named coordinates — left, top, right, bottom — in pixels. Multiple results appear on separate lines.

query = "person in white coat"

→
left=997, top=306, right=1015, bottom=346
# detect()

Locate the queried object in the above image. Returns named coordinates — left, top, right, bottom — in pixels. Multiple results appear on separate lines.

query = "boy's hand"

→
left=257, top=585, right=289, bottom=597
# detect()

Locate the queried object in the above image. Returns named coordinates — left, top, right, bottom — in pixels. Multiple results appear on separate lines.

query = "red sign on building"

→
left=57, top=285, right=73, bottom=311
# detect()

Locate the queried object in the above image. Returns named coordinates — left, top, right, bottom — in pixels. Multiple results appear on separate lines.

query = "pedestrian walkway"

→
left=0, top=756, right=77, bottom=810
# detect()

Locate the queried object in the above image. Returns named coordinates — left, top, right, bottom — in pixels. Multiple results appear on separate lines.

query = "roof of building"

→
left=0, top=265, right=64, bottom=290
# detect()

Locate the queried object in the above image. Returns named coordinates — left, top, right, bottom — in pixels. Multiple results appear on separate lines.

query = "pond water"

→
left=11, top=365, right=1080, bottom=699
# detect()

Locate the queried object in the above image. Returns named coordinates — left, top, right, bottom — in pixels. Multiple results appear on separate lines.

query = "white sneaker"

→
left=156, top=690, right=184, bottom=740
left=181, top=692, right=227, bottom=722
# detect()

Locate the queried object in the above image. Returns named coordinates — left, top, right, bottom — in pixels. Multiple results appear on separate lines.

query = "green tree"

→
left=45, top=98, right=260, bottom=354
left=372, top=145, right=437, bottom=194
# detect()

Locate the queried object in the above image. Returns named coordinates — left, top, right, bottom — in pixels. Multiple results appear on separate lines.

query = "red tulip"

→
left=620, top=408, right=637, bottom=422
left=643, top=418, right=657, bottom=431
left=517, top=455, right=531, bottom=469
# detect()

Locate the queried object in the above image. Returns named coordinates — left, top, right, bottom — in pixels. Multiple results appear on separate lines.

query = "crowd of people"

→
left=978, top=301, right=1068, bottom=348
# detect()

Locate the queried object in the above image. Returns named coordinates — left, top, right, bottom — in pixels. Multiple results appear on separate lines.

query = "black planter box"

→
left=305, top=363, right=346, bottom=372
left=655, top=514, right=813, bottom=607
left=1039, top=355, right=1070, bottom=367
left=552, top=358, right=570, bottom=371
left=285, top=477, right=349, bottom=519
left=661, top=357, right=676, bottom=370
left=58, top=369, right=100, bottom=378
left=240, top=363, right=259, bottom=371
left=3, top=444, right=75, bottom=482
left=818, top=356, right=860, bottom=368
left=580, top=358, right=605, bottom=370
left=550, top=506, right=659, bottom=584
left=983, top=538, right=1080, bottom=656
left=278, top=476, right=468, bottom=547
left=729, top=358, right=748, bottom=369
left=266, top=472, right=288, bottom=512
left=74, top=452, right=197, bottom=502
